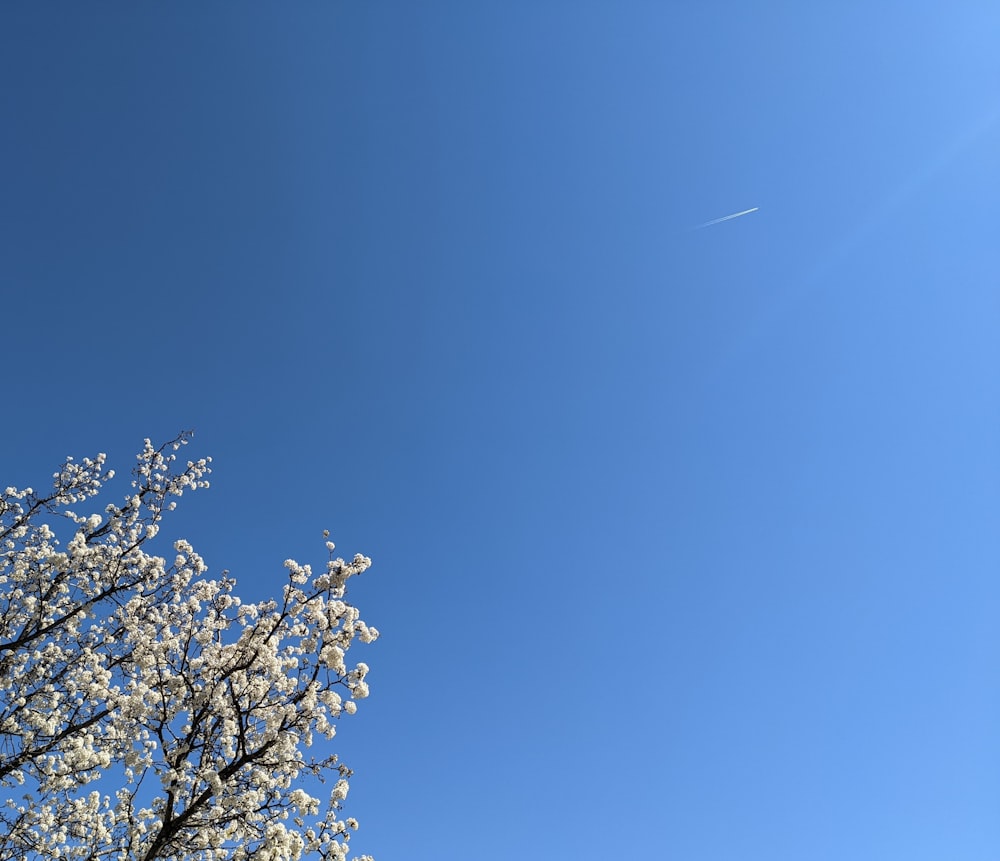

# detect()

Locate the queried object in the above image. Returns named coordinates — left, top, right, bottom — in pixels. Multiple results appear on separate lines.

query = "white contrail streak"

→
left=696, top=206, right=759, bottom=229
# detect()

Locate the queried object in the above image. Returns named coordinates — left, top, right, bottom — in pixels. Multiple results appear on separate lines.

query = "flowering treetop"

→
left=0, top=433, right=377, bottom=861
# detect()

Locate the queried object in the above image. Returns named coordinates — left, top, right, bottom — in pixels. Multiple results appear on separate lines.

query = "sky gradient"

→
left=2, top=4, right=999, bottom=859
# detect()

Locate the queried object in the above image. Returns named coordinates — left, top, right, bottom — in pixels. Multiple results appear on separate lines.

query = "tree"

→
left=0, top=434, right=377, bottom=861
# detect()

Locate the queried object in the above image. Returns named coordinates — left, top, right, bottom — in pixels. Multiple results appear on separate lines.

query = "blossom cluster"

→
left=0, top=434, right=376, bottom=861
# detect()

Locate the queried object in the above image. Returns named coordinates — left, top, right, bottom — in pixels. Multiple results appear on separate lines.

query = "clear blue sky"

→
left=2, top=4, right=998, bottom=859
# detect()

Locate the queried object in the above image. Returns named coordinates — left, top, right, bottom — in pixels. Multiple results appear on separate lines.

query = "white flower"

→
left=0, top=435, right=378, bottom=860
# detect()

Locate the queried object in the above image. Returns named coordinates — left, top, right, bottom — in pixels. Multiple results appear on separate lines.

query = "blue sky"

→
left=2, top=3, right=999, bottom=858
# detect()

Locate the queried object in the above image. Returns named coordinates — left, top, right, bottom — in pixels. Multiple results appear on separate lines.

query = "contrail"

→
left=696, top=206, right=759, bottom=229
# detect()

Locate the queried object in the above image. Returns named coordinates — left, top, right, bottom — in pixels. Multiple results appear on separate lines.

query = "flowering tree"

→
left=0, top=434, right=377, bottom=861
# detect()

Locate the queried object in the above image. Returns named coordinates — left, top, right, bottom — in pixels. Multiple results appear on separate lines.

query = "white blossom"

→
left=0, top=434, right=377, bottom=861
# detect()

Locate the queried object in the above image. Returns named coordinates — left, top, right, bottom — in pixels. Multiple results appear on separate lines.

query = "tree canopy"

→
left=0, top=434, right=376, bottom=860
